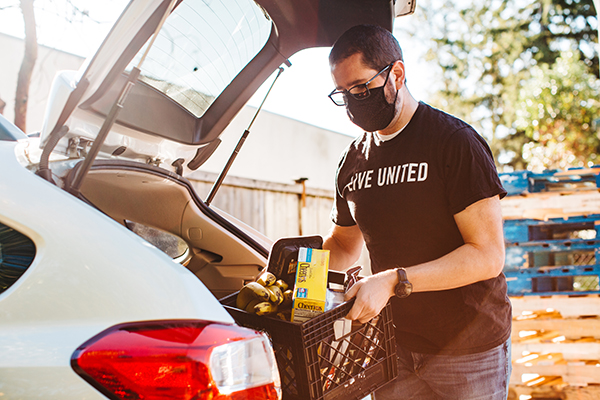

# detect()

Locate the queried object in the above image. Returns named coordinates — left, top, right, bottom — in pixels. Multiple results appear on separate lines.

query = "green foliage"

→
left=516, top=51, right=600, bottom=170
left=417, top=0, right=598, bottom=170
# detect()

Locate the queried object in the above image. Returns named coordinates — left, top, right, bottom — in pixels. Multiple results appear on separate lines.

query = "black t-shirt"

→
left=332, top=102, right=511, bottom=355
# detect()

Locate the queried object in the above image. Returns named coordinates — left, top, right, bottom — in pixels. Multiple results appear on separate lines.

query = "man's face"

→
left=330, top=53, right=401, bottom=133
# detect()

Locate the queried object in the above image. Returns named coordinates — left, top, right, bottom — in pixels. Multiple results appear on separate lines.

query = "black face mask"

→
left=345, top=85, right=397, bottom=132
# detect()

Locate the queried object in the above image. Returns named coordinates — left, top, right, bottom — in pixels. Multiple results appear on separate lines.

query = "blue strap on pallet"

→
left=505, top=264, right=600, bottom=296
left=499, top=168, right=600, bottom=196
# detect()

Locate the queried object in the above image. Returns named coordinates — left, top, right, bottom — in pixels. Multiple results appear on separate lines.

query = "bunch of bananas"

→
left=236, top=271, right=293, bottom=319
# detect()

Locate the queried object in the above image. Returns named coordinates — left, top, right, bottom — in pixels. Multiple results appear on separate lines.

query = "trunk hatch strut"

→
left=67, top=0, right=178, bottom=197
left=205, top=66, right=285, bottom=206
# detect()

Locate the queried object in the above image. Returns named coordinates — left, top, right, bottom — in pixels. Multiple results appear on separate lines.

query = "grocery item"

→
left=291, top=247, right=330, bottom=323
left=254, top=301, right=277, bottom=316
left=266, top=236, right=323, bottom=290
left=266, top=285, right=284, bottom=305
left=236, top=282, right=270, bottom=309
left=256, top=271, right=277, bottom=287
left=235, top=272, right=285, bottom=318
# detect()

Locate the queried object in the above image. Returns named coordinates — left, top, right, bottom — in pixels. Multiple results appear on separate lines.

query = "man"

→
left=322, top=25, right=512, bottom=399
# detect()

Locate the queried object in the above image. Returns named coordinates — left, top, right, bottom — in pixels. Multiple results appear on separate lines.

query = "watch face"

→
left=395, top=268, right=412, bottom=298
left=395, top=282, right=412, bottom=298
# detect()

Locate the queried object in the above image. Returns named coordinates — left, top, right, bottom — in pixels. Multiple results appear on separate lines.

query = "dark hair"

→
left=329, top=24, right=403, bottom=71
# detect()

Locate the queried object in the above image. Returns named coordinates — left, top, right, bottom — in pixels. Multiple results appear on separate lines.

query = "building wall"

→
left=192, top=105, right=354, bottom=191
left=0, top=33, right=84, bottom=133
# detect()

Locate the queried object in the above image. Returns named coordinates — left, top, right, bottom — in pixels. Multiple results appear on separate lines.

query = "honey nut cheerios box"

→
left=291, top=247, right=329, bottom=323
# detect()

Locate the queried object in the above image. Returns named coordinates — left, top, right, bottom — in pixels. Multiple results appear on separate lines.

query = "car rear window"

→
left=126, top=0, right=272, bottom=118
left=0, top=115, right=28, bottom=141
left=0, top=222, right=36, bottom=294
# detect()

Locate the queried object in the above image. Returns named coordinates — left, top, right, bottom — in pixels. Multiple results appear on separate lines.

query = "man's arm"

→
left=345, top=195, right=505, bottom=323
left=323, top=224, right=364, bottom=272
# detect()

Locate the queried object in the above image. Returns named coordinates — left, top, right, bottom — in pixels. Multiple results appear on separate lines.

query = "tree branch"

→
left=63, top=0, right=101, bottom=24
left=0, top=4, right=19, bottom=11
left=14, top=0, right=38, bottom=131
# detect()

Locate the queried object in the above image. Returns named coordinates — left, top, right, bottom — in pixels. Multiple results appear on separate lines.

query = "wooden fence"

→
left=189, top=171, right=337, bottom=241
left=188, top=172, right=373, bottom=274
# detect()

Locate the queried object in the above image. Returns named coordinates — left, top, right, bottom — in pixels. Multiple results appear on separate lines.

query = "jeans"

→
left=374, top=339, right=511, bottom=400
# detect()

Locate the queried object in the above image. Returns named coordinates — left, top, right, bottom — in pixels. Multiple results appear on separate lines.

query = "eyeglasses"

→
left=328, top=62, right=394, bottom=107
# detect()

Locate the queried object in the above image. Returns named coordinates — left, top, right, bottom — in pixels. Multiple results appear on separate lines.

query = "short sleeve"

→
left=331, top=186, right=356, bottom=226
left=442, top=127, right=507, bottom=215
left=330, top=144, right=358, bottom=227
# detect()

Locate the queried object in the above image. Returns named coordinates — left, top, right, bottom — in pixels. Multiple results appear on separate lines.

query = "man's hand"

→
left=344, top=269, right=397, bottom=323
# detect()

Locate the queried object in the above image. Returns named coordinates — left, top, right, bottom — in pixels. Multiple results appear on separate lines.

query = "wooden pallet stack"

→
left=509, top=296, right=600, bottom=399
left=500, top=168, right=600, bottom=400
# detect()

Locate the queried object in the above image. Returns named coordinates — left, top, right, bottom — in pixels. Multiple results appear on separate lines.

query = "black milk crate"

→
left=220, top=292, right=397, bottom=400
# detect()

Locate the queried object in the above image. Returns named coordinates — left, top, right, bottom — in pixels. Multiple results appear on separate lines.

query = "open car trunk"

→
left=33, top=0, right=416, bottom=297
left=70, top=160, right=270, bottom=298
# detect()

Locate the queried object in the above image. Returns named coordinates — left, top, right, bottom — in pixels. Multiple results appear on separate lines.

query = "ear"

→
left=391, top=60, right=406, bottom=89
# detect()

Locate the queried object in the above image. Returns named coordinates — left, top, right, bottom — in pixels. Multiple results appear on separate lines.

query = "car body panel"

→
left=0, top=138, right=234, bottom=397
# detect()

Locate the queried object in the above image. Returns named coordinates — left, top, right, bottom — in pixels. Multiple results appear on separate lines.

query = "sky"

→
left=0, top=0, right=437, bottom=136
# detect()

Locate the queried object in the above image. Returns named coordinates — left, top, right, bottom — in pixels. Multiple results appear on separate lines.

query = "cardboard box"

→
left=292, top=247, right=329, bottom=323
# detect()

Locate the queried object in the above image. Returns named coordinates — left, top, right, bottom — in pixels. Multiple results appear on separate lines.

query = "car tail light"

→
left=71, top=320, right=281, bottom=400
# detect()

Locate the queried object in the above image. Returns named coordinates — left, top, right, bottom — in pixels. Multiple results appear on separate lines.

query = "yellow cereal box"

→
left=291, top=247, right=329, bottom=323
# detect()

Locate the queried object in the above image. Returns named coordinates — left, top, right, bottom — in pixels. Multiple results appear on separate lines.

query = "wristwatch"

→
left=394, top=267, right=413, bottom=298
